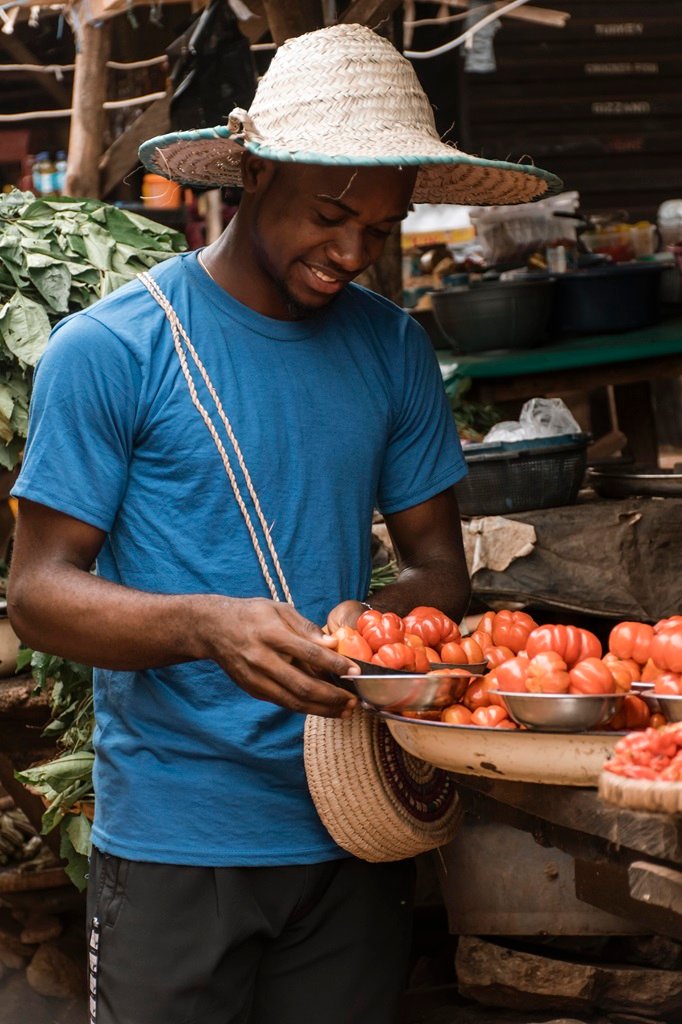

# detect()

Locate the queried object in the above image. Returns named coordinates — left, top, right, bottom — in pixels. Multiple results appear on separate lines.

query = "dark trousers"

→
left=86, top=847, right=415, bottom=1024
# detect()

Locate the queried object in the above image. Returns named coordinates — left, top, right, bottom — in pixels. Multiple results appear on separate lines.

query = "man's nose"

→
left=326, top=227, right=368, bottom=273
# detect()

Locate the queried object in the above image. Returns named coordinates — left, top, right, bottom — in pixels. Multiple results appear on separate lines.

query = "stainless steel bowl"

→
left=496, top=691, right=626, bottom=733
left=343, top=670, right=474, bottom=713
left=642, top=693, right=682, bottom=722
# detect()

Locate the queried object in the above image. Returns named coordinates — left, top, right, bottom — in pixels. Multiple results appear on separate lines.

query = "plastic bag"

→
left=483, top=398, right=581, bottom=443
left=469, top=191, right=580, bottom=269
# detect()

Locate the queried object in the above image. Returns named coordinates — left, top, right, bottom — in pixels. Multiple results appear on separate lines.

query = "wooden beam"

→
left=0, top=35, right=70, bottom=108
left=339, top=0, right=404, bottom=28
left=100, top=94, right=170, bottom=198
left=64, top=21, right=111, bottom=199
left=261, top=0, right=323, bottom=45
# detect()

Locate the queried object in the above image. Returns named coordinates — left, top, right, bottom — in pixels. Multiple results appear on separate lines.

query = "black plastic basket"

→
left=455, top=433, right=589, bottom=517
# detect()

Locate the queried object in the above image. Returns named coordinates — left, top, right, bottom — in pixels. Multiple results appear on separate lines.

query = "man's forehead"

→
left=291, top=162, right=416, bottom=213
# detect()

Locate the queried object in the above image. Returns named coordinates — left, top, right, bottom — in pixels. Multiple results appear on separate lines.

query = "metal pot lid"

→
left=587, top=464, right=682, bottom=498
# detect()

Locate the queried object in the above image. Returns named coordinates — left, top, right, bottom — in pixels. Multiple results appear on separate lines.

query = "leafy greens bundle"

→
left=0, top=189, right=187, bottom=468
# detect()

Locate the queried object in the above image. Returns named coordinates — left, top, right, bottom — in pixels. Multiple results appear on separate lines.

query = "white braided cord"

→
left=138, top=271, right=294, bottom=606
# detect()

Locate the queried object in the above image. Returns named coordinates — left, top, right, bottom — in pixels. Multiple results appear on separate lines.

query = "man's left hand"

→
left=326, top=600, right=369, bottom=634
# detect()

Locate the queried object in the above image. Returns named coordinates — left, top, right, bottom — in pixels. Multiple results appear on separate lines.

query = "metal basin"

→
left=642, top=693, right=682, bottom=722
left=342, top=670, right=473, bottom=713
left=497, top=691, right=626, bottom=732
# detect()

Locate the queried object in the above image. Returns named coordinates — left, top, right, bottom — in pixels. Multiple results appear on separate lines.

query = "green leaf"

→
left=65, top=810, right=92, bottom=856
left=26, top=255, right=71, bottom=313
left=59, top=818, right=89, bottom=891
left=0, top=291, right=51, bottom=367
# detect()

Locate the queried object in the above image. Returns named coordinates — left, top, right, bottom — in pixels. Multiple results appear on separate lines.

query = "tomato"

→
left=608, top=621, right=654, bottom=665
left=495, top=656, right=530, bottom=693
left=485, top=645, right=515, bottom=668
left=471, top=705, right=509, bottom=728
left=357, top=611, right=405, bottom=652
left=622, top=695, right=651, bottom=730
left=460, top=636, right=484, bottom=664
left=469, top=629, right=494, bottom=654
left=654, top=672, right=682, bottom=697
left=371, top=642, right=415, bottom=671
left=641, top=658, right=665, bottom=683
left=654, top=615, right=682, bottom=634
left=332, top=626, right=373, bottom=662
left=568, top=657, right=616, bottom=695
left=650, top=713, right=668, bottom=729
left=602, top=653, right=641, bottom=692
left=526, top=651, right=570, bottom=694
left=494, top=718, right=519, bottom=729
left=438, top=640, right=468, bottom=665
left=403, top=633, right=424, bottom=648
left=441, top=704, right=473, bottom=725
left=490, top=610, right=538, bottom=654
left=526, top=624, right=602, bottom=668
left=463, top=679, right=497, bottom=710
left=403, top=607, right=460, bottom=648
left=477, top=610, right=496, bottom=636
left=650, top=626, right=682, bottom=674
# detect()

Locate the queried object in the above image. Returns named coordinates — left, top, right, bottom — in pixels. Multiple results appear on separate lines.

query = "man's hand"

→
left=201, top=597, right=360, bottom=718
left=325, top=599, right=369, bottom=635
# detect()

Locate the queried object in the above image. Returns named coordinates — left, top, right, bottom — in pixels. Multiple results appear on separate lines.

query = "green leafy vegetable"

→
left=0, top=189, right=187, bottom=468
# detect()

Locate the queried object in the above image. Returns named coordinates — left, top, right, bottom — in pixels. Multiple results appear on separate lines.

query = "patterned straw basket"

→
left=304, top=706, right=462, bottom=861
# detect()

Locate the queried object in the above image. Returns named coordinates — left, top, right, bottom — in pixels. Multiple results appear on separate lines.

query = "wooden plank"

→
left=629, top=861, right=682, bottom=916
left=575, top=858, right=682, bottom=941
left=64, top=21, right=111, bottom=198
left=261, top=0, right=322, bottom=45
left=100, top=94, right=170, bottom=198
left=339, top=0, right=404, bottom=28
left=451, top=775, right=682, bottom=864
left=0, top=35, right=70, bottom=108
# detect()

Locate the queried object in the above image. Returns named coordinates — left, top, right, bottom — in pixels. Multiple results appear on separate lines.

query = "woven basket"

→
left=598, top=771, right=682, bottom=815
left=304, top=706, right=462, bottom=861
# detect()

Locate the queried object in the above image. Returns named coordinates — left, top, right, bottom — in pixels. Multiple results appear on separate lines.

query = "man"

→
left=8, top=23, right=559, bottom=1024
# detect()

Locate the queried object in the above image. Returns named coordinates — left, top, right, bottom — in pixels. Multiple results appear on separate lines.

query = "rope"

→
left=138, top=271, right=294, bottom=607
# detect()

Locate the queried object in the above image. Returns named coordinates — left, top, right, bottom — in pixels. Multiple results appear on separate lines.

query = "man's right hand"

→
left=199, top=596, right=359, bottom=718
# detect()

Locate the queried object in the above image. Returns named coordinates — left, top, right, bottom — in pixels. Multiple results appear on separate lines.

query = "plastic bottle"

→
left=54, top=151, right=67, bottom=194
left=32, top=152, right=49, bottom=195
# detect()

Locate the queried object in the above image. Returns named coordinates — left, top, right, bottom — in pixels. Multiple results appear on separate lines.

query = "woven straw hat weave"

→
left=140, top=23, right=561, bottom=206
left=304, top=707, right=462, bottom=861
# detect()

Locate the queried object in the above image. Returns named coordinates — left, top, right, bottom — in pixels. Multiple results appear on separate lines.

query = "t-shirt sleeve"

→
left=12, top=312, right=142, bottom=531
left=377, top=318, right=467, bottom=515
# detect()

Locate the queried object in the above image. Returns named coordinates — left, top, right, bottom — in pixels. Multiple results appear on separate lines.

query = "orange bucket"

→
left=141, top=173, right=181, bottom=209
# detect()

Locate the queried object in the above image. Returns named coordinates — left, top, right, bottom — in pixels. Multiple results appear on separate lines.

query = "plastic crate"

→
left=455, top=433, right=589, bottom=517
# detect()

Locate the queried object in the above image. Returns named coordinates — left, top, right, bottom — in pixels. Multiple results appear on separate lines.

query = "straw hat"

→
left=140, top=23, right=561, bottom=206
left=304, top=707, right=462, bottom=861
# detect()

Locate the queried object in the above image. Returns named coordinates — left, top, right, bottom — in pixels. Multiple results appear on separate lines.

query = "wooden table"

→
left=451, top=773, right=682, bottom=941
left=436, top=315, right=682, bottom=464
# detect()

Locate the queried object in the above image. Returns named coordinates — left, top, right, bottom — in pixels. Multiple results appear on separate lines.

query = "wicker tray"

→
left=598, top=771, right=682, bottom=814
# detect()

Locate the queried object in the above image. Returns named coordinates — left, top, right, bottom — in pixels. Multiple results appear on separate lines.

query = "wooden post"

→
left=261, top=0, right=323, bottom=45
left=64, top=21, right=112, bottom=199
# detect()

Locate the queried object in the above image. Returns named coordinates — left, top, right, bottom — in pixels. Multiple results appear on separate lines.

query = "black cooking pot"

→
left=551, top=262, right=665, bottom=335
left=430, top=278, right=555, bottom=355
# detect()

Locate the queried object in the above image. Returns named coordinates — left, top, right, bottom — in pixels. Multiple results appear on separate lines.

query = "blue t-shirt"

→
left=14, top=250, right=467, bottom=866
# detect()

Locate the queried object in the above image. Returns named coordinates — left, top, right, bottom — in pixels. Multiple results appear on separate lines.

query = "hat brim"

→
left=139, top=124, right=563, bottom=206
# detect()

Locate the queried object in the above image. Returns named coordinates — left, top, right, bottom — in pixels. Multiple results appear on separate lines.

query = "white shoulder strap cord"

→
left=138, top=271, right=294, bottom=607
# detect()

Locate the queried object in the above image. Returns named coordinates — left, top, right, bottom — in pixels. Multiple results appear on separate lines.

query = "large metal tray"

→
left=587, top=465, right=682, bottom=499
left=382, top=712, right=621, bottom=787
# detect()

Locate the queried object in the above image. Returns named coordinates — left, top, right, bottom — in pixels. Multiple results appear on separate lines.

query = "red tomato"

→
left=463, top=679, right=496, bottom=711
left=650, top=712, right=668, bottom=729
left=469, top=629, right=494, bottom=654
left=490, top=610, right=538, bottom=654
left=622, top=695, right=651, bottom=730
left=485, top=645, right=515, bottom=668
left=358, top=611, right=405, bottom=652
left=441, top=704, right=473, bottom=725
left=494, top=718, right=519, bottom=730
left=568, top=657, right=616, bottom=695
left=526, top=624, right=601, bottom=669
left=471, top=705, right=509, bottom=728
left=333, top=627, right=373, bottom=662
left=526, top=651, right=570, bottom=694
left=403, top=633, right=425, bottom=648
left=602, top=653, right=641, bottom=691
left=654, top=672, right=682, bottom=696
left=439, top=641, right=468, bottom=664
left=477, top=610, right=496, bottom=637
left=460, top=636, right=484, bottom=664
left=402, top=607, right=460, bottom=648
left=495, top=656, right=530, bottom=693
left=371, top=642, right=415, bottom=671
left=650, top=627, right=682, bottom=674
left=608, top=621, right=654, bottom=665
left=655, top=615, right=682, bottom=634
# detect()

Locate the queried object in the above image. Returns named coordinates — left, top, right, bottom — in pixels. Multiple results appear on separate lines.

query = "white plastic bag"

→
left=483, top=398, right=581, bottom=443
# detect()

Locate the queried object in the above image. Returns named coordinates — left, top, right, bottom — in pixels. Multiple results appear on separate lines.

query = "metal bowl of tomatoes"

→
left=343, top=669, right=477, bottom=714
left=642, top=693, right=682, bottom=723
left=496, top=691, right=627, bottom=733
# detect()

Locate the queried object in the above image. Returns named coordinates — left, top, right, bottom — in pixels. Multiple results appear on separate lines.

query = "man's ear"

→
left=240, top=153, right=277, bottom=194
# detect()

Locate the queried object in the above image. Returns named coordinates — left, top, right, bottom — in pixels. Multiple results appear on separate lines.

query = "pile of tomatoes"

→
left=603, top=722, right=682, bottom=781
left=331, top=607, right=682, bottom=732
